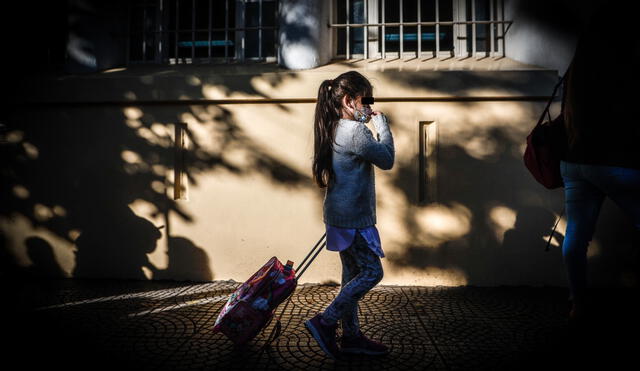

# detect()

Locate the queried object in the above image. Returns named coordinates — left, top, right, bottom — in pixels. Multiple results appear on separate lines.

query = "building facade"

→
left=2, top=0, right=637, bottom=288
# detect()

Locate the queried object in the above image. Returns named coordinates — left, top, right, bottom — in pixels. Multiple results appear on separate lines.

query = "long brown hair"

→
left=312, top=71, right=373, bottom=188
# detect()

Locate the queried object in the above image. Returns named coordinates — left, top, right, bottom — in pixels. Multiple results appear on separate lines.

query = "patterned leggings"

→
left=321, top=231, right=384, bottom=337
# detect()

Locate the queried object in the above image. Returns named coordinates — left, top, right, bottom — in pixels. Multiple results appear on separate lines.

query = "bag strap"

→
left=538, top=73, right=566, bottom=127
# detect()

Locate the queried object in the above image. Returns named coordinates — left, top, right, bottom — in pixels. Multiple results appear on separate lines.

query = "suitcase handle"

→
left=294, top=233, right=326, bottom=283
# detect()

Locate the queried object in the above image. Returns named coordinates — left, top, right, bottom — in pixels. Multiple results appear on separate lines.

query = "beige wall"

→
left=3, top=59, right=637, bottom=288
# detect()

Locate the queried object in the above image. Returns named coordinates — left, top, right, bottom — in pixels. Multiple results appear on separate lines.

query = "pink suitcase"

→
left=212, top=234, right=326, bottom=346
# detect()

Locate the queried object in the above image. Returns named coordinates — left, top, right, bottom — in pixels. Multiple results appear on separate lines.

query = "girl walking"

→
left=304, top=71, right=395, bottom=359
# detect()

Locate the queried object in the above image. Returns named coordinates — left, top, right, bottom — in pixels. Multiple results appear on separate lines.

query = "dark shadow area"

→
left=320, top=279, right=341, bottom=286
left=512, top=0, right=593, bottom=37
left=500, top=206, right=565, bottom=282
left=498, top=289, right=640, bottom=370
left=0, top=231, right=15, bottom=277
left=153, top=236, right=213, bottom=282
left=586, top=202, right=640, bottom=288
left=2, top=278, right=639, bottom=370
left=23, top=236, right=68, bottom=279
left=73, top=205, right=162, bottom=280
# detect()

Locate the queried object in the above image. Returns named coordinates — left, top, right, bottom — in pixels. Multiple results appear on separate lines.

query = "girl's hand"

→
left=371, top=111, right=387, bottom=121
left=370, top=111, right=389, bottom=129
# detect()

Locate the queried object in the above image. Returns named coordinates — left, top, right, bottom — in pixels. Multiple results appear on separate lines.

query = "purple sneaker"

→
left=304, top=313, right=340, bottom=360
left=340, top=330, right=389, bottom=355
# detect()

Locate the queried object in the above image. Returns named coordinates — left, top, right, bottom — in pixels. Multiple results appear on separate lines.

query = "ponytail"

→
left=312, top=79, right=339, bottom=188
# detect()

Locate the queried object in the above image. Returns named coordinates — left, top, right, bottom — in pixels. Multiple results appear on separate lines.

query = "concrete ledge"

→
left=13, top=59, right=558, bottom=106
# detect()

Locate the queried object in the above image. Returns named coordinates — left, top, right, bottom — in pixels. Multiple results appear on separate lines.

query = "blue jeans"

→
left=560, top=161, right=640, bottom=301
left=321, top=231, right=384, bottom=337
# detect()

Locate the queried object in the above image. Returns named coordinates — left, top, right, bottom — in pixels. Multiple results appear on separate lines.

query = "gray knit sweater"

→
left=323, top=114, right=395, bottom=228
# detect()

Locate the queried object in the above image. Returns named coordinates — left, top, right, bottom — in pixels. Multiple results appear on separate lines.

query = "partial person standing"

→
left=560, top=5, right=640, bottom=321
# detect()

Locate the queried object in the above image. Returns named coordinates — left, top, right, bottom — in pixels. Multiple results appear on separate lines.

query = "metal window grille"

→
left=330, top=0, right=511, bottom=59
left=128, top=0, right=279, bottom=64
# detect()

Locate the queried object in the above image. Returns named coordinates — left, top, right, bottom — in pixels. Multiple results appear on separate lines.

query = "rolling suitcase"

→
left=212, top=233, right=327, bottom=347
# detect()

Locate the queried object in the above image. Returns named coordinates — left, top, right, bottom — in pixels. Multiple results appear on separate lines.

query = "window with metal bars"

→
left=330, top=0, right=511, bottom=59
left=128, top=0, right=279, bottom=64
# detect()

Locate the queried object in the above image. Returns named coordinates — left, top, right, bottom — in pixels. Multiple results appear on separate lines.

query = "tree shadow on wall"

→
left=385, top=126, right=567, bottom=286
left=1, top=63, right=313, bottom=282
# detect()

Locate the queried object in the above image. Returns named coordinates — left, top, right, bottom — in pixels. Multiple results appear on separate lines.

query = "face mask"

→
left=353, top=105, right=372, bottom=123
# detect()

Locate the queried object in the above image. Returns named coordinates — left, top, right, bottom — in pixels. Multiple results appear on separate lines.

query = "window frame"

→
left=329, top=0, right=511, bottom=60
left=127, top=0, right=280, bottom=65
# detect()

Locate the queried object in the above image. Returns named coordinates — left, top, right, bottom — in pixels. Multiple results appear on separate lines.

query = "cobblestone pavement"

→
left=3, top=278, right=638, bottom=370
